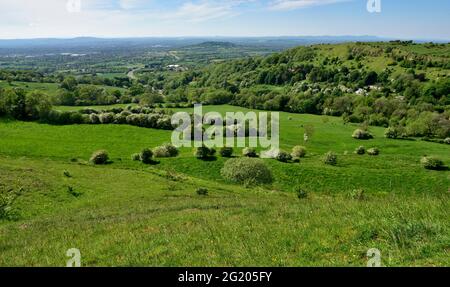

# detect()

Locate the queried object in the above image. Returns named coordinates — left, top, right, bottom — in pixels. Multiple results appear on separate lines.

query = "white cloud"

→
left=159, top=1, right=237, bottom=22
left=269, top=0, right=350, bottom=10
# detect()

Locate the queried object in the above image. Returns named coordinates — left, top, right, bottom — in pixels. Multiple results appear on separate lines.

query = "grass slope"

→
left=0, top=105, right=449, bottom=266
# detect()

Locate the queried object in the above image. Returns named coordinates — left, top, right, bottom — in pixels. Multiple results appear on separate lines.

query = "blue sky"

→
left=0, top=0, right=449, bottom=40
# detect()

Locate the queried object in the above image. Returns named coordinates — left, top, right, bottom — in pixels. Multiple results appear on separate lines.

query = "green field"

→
left=0, top=105, right=449, bottom=266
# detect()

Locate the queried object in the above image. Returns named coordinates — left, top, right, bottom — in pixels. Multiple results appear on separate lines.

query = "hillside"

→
left=145, top=41, right=450, bottom=139
left=0, top=105, right=449, bottom=266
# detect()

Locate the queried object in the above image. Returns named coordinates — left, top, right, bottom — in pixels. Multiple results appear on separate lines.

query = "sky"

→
left=0, top=0, right=449, bottom=40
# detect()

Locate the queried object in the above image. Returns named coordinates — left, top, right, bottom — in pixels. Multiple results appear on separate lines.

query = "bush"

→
left=384, top=127, right=398, bottom=139
left=194, top=146, right=215, bottom=159
left=139, top=148, right=153, bottom=164
left=153, top=144, right=179, bottom=158
left=276, top=150, right=292, bottom=163
left=352, top=129, right=374, bottom=140
left=421, top=156, right=445, bottom=170
left=99, top=113, right=115, bottom=124
left=0, top=189, right=17, bottom=220
left=323, top=151, right=338, bottom=166
left=444, top=138, right=450, bottom=145
left=348, top=189, right=365, bottom=200
left=367, top=148, right=380, bottom=156
left=242, top=147, right=258, bottom=158
left=196, top=188, right=208, bottom=196
left=221, top=158, right=273, bottom=185
left=131, top=153, right=141, bottom=161
left=291, top=146, right=307, bottom=158
left=295, top=187, right=308, bottom=199
left=90, top=150, right=109, bottom=165
left=355, top=146, right=366, bottom=155
left=219, top=147, right=233, bottom=157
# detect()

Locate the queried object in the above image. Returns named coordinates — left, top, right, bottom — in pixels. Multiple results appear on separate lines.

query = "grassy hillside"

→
left=0, top=104, right=449, bottom=266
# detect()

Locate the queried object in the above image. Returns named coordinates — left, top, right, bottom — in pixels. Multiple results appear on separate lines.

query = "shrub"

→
left=153, top=144, right=179, bottom=158
left=291, top=146, right=307, bottom=158
left=0, top=189, right=17, bottom=220
left=131, top=153, right=141, bottom=161
left=139, top=148, right=153, bottom=164
left=196, top=188, right=208, bottom=196
left=295, top=187, right=308, bottom=199
left=384, top=127, right=398, bottom=139
left=367, top=148, right=380, bottom=156
left=276, top=150, right=292, bottom=163
left=242, top=147, right=258, bottom=158
left=221, top=158, right=273, bottom=185
left=420, top=156, right=445, bottom=170
left=90, top=150, right=109, bottom=165
left=99, top=113, right=115, bottom=124
left=323, top=151, right=338, bottom=166
left=355, top=146, right=366, bottom=155
left=348, top=189, right=365, bottom=200
left=194, top=146, right=215, bottom=159
left=63, top=170, right=72, bottom=178
left=352, top=129, right=374, bottom=140
left=219, top=147, right=233, bottom=157
left=89, top=113, right=100, bottom=124
left=444, top=138, right=450, bottom=145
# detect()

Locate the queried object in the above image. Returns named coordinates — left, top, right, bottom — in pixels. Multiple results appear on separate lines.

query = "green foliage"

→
left=276, top=150, right=292, bottom=163
left=352, top=129, right=374, bottom=140
left=444, top=138, right=450, bottom=145
left=355, top=146, right=366, bottom=155
left=323, top=151, right=338, bottom=166
left=367, top=148, right=380, bottom=156
left=131, top=153, right=141, bottom=161
left=348, top=189, right=365, bottom=200
left=194, top=146, right=215, bottom=159
left=295, top=187, right=308, bottom=199
left=0, top=188, right=18, bottom=220
left=221, top=158, right=273, bottom=185
left=291, top=146, right=307, bottom=158
left=153, top=144, right=179, bottom=158
left=219, top=147, right=233, bottom=158
left=420, top=156, right=445, bottom=170
left=384, top=127, right=399, bottom=139
left=139, top=148, right=153, bottom=164
left=196, top=188, right=208, bottom=196
left=90, top=150, right=109, bottom=165
left=242, top=147, right=258, bottom=158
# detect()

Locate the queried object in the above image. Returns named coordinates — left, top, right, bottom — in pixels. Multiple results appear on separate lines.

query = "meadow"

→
left=0, top=105, right=449, bottom=266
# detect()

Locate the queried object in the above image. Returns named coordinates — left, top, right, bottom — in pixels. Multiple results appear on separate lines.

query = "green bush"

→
left=323, top=151, right=338, bottom=166
left=295, top=187, right=308, bottom=199
left=194, top=146, right=215, bottom=159
left=367, top=148, right=380, bottom=156
left=131, top=153, right=141, bottom=161
left=352, top=129, right=373, bottom=140
left=99, top=113, right=115, bottom=124
left=242, top=147, right=258, bottom=158
left=420, top=156, right=445, bottom=170
left=221, top=158, right=273, bottom=185
left=153, top=144, right=179, bottom=158
left=291, top=146, right=307, bottom=158
left=276, top=150, right=292, bottom=163
left=219, top=147, right=233, bottom=157
left=196, top=188, right=208, bottom=196
left=355, top=146, right=366, bottom=155
left=90, top=150, right=109, bottom=165
left=444, top=138, right=450, bottom=145
left=0, top=189, right=17, bottom=220
left=139, top=148, right=153, bottom=164
left=384, top=127, right=398, bottom=139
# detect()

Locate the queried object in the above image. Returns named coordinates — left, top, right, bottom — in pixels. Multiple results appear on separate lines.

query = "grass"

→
left=0, top=104, right=449, bottom=266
